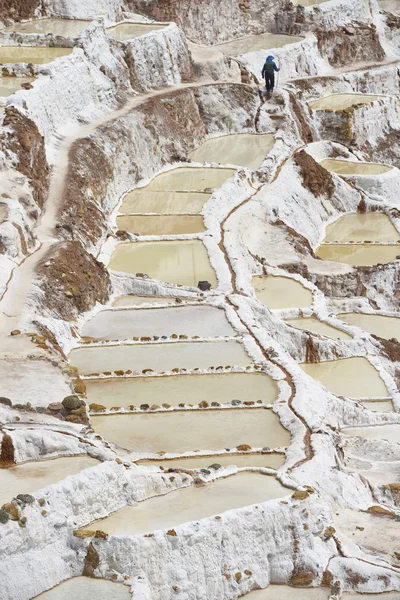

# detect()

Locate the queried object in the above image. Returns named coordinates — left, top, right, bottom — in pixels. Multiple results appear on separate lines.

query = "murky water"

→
left=0, top=456, right=97, bottom=506
left=138, top=453, right=285, bottom=470
left=106, top=23, right=165, bottom=42
left=253, top=276, right=313, bottom=309
left=212, top=33, right=304, bottom=55
left=361, top=400, right=393, bottom=412
left=120, top=190, right=210, bottom=215
left=343, top=594, right=400, bottom=599
left=91, top=409, right=290, bottom=453
left=324, top=213, right=399, bottom=242
left=379, top=0, right=400, bottom=13
left=316, top=244, right=400, bottom=266
left=112, top=295, right=185, bottom=307
left=82, top=305, right=234, bottom=340
left=342, top=424, right=400, bottom=444
left=320, top=158, right=392, bottom=176
left=337, top=313, right=400, bottom=341
left=189, top=133, right=274, bottom=170
left=116, top=214, right=205, bottom=235
left=108, top=240, right=218, bottom=287
left=4, top=19, right=90, bottom=36
left=85, top=372, right=279, bottom=409
left=0, top=47, right=72, bottom=64
left=0, top=76, right=35, bottom=97
left=244, top=587, right=330, bottom=599
left=143, top=167, right=235, bottom=191
left=300, top=357, right=388, bottom=398
left=285, top=316, right=351, bottom=340
left=69, top=341, right=252, bottom=374
left=83, top=473, right=289, bottom=535
left=309, top=94, right=384, bottom=111
left=34, top=577, right=130, bottom=600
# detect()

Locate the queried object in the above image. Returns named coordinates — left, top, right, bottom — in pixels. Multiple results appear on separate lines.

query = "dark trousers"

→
left=265, top=72, right=275, bottom=93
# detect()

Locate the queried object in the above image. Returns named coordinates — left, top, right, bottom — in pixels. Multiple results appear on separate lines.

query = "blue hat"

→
left=266, top=55, right=274, bottom=62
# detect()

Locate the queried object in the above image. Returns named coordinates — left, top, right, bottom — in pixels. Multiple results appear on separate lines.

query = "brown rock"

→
left=2, top=503, right=20, bottom=521
left=289, top=571, right=314, bottom=587
left=236, top=444, right=251, bottom=452
left=47, top=402, right=63, bottom=412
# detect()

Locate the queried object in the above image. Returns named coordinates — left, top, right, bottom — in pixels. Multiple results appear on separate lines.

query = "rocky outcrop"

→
left=316, top=24, right=385, bottom=68
left=0, top=0, right=41, bottom=25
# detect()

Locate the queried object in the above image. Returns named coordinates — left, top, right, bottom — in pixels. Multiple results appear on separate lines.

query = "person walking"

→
left=262, top=55, right=280, bottom=96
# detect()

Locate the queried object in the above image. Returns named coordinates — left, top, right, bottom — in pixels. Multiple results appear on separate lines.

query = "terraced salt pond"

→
left=361, top=400, right=393, bottom=412
left=116, top=214, right=205, bottom=235
left=35, top=577, right=130, bottom=600
left=86, top=372, right=278, bottom=409
left=316, top=244, right=400, bottom=266
left=343, top=595, right=400, bottom=599
left=0, top=456, right=97, bottom=506
left=91, top=409, right=290, bottom=453
left=379, top=0, right=400, bottom=13
left=82, top=473, right=289, bottom=536
left=285, top=316, right=352, bottom=340
left=189, top=133, right=274, bottom=170
left=324, top=213, right=399, bottom=242
left=309, top=94, right=384, bottom=111
left=70, top=340, right=251, bottom=374
left=253, top=276, right=313, bottom=309
left=338, top=312, right=400, bottom=340
left=342, top=424, right=400, bottom=444
left=244, top=587, right=330, bottom=599
left=3, top=18, right=90, bottom=36
left=82, top=306, right=234, bottom=340
left=211, top=33, right=304, bottom=55
left=320, top=158, right=393, bottom=176
left=109, top=240, right=218, bottom=287
left=300, top=357, right=388, bottom=398
left=0, top=47, right=72, bottom=64
left=139, top=452, right=285, bottom=469
left=106, top=23, right=166, bottom=42
left=112, top=295, right=185, bottom=307
left=0, top=76, right=35, bottom=97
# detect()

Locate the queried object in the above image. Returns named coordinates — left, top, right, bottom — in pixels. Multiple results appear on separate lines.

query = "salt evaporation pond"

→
left=112, top=295, right=185, bottom=307
left=309, top=94, right=384, bottom=111
left=253, top=276, right=313, bottom=309
left=324, top=213, right=399, bottom=242
left=342, top=424, right=400, bottom=444
left=109, top=239, right=218, bottom=287
left=320, top=158, right=393, bottom=176
left=4, top=19, right=90, bottom=36
left=316, top=244, right=400, bottom=266
left=91, top=409, right=290, bottom=453
left=0, top=456, right=98, bottom=506
left=285, top=316, right=351, bottom=340
left=379, top=0, right=400, bottom=13
left=244, top=586, right=330, bottom=599
left=120, top=190, right=210, bottom=214
left=116, top=214, right=205, bottom=235
left=361, top=400, right=393, bottom=412
left=343, top=595, right=400, bottom=599
left=83, top=473, right=289, bottom=535
left=81, top=306, right=235, bottom=340
left=139, top=453, right=285, bottom=470
left=86, top=372, right=278, bottom=409
left=0, top=47, right=72, bottom=64
left=138, top=166, right=235, bottom=191
left=106, top=23, right=166, bottom=42
left=300, top=357, right=388, bottom=398
left=34, top=577, right=130, bottom=600
left=338, top=313, right=400, bottom=341
left=70, top=340, right=251, bottom=374
left=0, top=76, right=35, bottom=97
left=211, top=33, right=304, bottom=55
left=189, top=133, right=274, bottom=170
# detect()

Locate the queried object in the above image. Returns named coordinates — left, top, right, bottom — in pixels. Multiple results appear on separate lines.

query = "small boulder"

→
left=231, top=399, right=242, bottom=406
left=47, top=402, right=63, bottom=412
left=207, top=463, right=222, bottom=471
left=2, top=503, right=20, bottom=521
left=236, top=444, right=251, bottom=452
left=16, top=494, right=34, bottom=506
left=0, top=397, right=12, bottom=407
left=140, top=404, right=150, bottom=411
left=198, top=281, right=211, bottom=291
left=62, top=395, right=84, bottom=411
left=0, top=509, right=9, bottom=524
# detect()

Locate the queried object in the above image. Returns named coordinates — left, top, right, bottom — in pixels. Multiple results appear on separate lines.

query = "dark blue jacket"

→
left=262, top=60, right=280, bottom=76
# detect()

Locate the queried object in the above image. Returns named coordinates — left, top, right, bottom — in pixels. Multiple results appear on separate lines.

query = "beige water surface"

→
left=112, top=295, right=186, bottom=307
left=109, top=240, right=218, bottom=287
left=91, top=409, right=290, bottom=453
left=4, top=18, right=90, bottom=36
left=34, top=577, right=130, bottom=600
left=379, top=0, right=400, bottom=13
left=0, top=47, right=72, bottom=64
left=337, top=313, right=400, bottom=341
left=86, top=372, right=278, bottom=408
left=116, top=214, right=205, bottom=235
left=82, top=305, right=234, bottom=340
left=316, top=244, right=400, bottom=266
left=212, top=33, right=304, bottom=55
left=309, top=94, right=384, bottom=111
left=244, top=587, right=330, bottom=599
left=324, top=213, right=399, bottom=242
left=143, top=167, right=235, bottom=191
left=106, top=23, right=165, bottom=42
left=0, top=456, right=98, bottom=506
left=343, top=595, right=400, bottom=599
left=285, top=316, right=351, bottom=340
left=253, top=276, right=313, bottom=309
left=84, top=473, right=289, bottom=535
left=300, top=357, right=388, bottom=398
left=361, top=400, right=393, bottom=412
left=120, top=190, right=210, bottom=214
left=342, top=424, right=400, bottom=444
left=189, top=133, right=274, bottom=170
left=320, top=158, right=392, bottom=176
left=139, top=453, right=285, bottom=470
left=0, top=76, right=35, bottom=97
left=70, top=341, right=251, bottom=374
